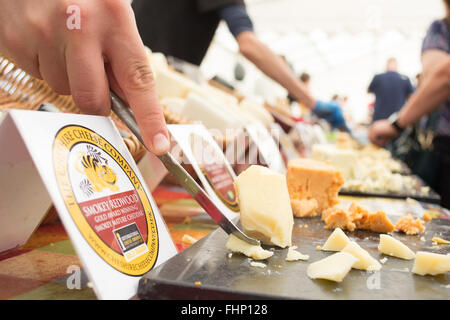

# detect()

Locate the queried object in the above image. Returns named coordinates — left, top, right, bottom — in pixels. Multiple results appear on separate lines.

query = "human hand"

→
left=312, top=100, right=348, bottom=130
left=368, top=120, right=399, bottom=147
left=0, top=0, right=169, bottom=155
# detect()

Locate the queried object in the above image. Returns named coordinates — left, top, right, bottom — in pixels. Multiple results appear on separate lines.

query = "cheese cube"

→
left=322, top=228, right=351, bottom=252
left=307, top=252, right=359, bottom=282
left=286, top=159, right=344, bottom=213
left=234, top=165, right=294, bottom=248
left=378, top=234, right=415, bottom=260
left=411, top=251, right=450, bottom=276
left=225, top=234, right=273, bottom=260
left=342, top=241, right=381, bottom=271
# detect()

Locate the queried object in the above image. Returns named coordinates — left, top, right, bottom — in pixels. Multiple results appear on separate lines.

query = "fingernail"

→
left=152, top=133, right=170, bottom=154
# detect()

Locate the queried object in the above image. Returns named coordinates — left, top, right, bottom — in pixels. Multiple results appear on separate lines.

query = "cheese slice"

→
left=225, top=234, right=273, bottom=260
left=342, top=241, right=382, bottom=271
left=378, top=234, right=415, bottom=260
left=322, top=228, right=351, bottom=252
left=411, top=251, right=450, bottom=276
left=307, top=252, right=359, bottom=282
left=234, top=165, right=294, bottom=248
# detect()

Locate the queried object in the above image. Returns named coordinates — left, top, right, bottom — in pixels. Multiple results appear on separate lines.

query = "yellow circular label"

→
left=53, top=125, right=158, bottom=276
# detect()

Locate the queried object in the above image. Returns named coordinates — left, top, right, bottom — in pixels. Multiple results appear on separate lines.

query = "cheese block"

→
left=378, top=234, right=415, bottom=260
left=225, top=234, right=273, bottom=260
left=311, top=144, right=358, bottom=179
left=240, top=98, right=275, bottom=126
left=182, top=92, right=244, bottom=133
left=322, top=228, right=351, bottom=252
left=155, top=68, right=196, bottom=99
left=411, top=251, right=450, bottom=276
left=234, top=165, right=294, bottom=248
left=285, top=246, right=309, bottom=261
left=286, top=159, right=344, bottom=213
left=342, top=241, right=382, bottom=271
left=306, top=252, right=359, bottom=282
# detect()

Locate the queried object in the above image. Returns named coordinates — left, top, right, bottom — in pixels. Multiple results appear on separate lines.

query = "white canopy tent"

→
left=200, top=0, right=447, bottom=124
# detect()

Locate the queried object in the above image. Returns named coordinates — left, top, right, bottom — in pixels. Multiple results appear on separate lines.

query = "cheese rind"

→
left=225, top=234, right=274, bottom=260
left=378, top=234, right=415, bottom=260
left=234, top=165, right=294, bottom=248
left=342, top=241, right=382, bottom=271
left=307, top=252, right=359, bottom=282
left=322, top=228, right=351, bottom=252
left=411, top=251, right=450, bottom=276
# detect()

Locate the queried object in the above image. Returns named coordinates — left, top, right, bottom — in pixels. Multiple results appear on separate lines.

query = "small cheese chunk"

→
left=286, top=159, right=344, bottom=213
left=225, top=234, right=274, bottom=260
left=342, top=241, right=382, bottom=271
left=234, top=165, right=294, bottom=248
left=291, top=198, right=319, bottom=217
left=322, top=207, right=356, bottom=232
left=307, top=252, right=359, bottom=282
left=322, top=228, right=351, bottom=252
left=285, top=246, right=309, bottom=261
left=395, top=214, right=425, bottom=235
left=412, top=251, right=450, bottom=276
left=378, top=234, right=415, bottom=260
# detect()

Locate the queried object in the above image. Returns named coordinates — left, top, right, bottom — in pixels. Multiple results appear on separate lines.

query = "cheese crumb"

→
left=432, top=236, right=450, bottom=245
left=380, top=257, right=388, bottom=264
left=225, top=234, right=273, bottom=260
left=285, top=246, right=309, bottom=261
left=250, top=261, right=267, bottom=268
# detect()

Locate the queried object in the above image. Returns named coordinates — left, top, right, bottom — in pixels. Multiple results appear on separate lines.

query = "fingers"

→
left=105, top=29, right=169, bottom=155
left=65, top=41, right=110, bottom=116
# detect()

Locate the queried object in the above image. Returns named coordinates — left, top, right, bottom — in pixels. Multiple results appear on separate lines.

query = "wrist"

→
left=387, top=112, right=405, bottom=134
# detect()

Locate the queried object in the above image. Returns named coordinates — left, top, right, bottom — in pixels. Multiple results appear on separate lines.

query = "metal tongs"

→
left=109, top=91, right=260, bottom=246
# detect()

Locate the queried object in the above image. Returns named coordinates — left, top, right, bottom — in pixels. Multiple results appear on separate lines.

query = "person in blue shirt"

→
left=368, top=57, right=414, bottom=122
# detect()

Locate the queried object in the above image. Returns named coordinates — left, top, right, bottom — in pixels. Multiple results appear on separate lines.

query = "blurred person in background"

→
left=132, top=0, right=348, bottom=131
left=369, top=0, right=450, bottom=208
left=368, top=57, right=414, bottom=123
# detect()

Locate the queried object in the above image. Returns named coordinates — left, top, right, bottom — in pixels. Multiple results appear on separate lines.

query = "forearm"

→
left=398, top=58, right=450, bottom=128
left=236, top=31, right=316, bottom=109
